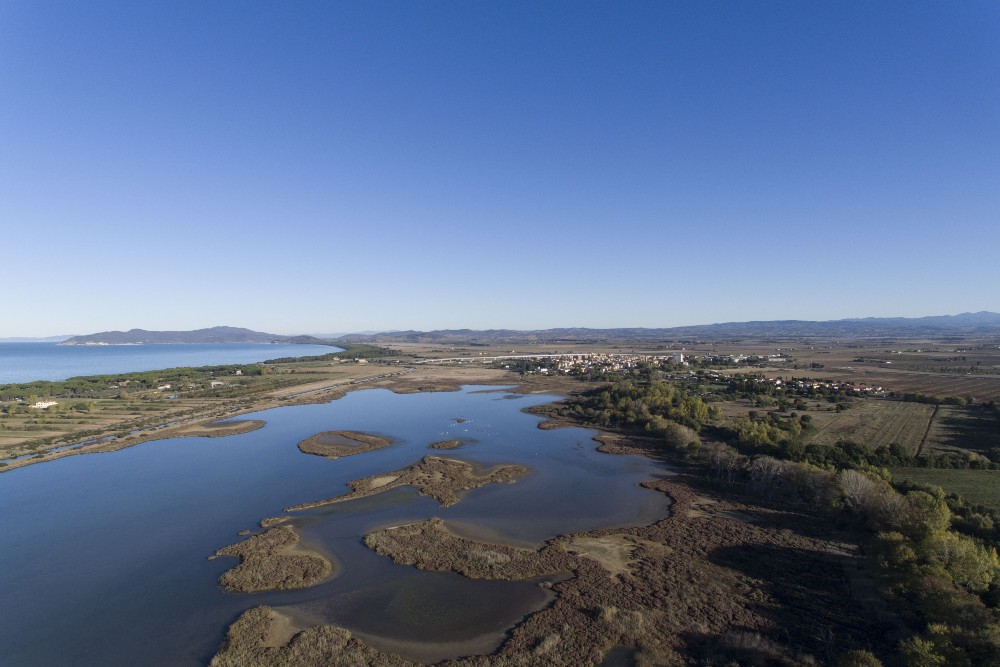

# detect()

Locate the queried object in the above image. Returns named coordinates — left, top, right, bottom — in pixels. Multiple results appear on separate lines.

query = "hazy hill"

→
left=0, top=335, right=75, bottom=343
left=54, top=313, right=1000, bottom=347
left=334, top=312, right=1000, bottom=344
left=60, top=326, right=309, bottom=346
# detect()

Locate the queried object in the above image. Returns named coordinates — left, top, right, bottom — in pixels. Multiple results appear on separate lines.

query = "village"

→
left=493, top=351, right=888, bottom=398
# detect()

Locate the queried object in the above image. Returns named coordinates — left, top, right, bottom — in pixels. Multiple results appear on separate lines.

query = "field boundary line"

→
left=915, top=404, right=939, bottom=459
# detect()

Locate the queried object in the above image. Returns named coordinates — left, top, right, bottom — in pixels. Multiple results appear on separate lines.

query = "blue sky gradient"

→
left=2, top=1, right=997, bottom=336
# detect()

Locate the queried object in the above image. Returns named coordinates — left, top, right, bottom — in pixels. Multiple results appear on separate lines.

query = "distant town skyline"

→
left=2, top=2, right=998, bottom=337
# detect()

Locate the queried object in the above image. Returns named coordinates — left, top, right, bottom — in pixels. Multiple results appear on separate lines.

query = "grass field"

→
left=805, top=400, right=937, bottom=455
left=924, top=405, right=1000, bottom=458
left=891, top=467, right=1000, bottom=511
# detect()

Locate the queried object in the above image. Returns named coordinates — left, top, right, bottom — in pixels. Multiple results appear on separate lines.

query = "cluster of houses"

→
left=496, top=352, right=688, bottom=375
left=745, top=376, right=887, bottom=396
left=500, top=351, right=792, bottom=375
left=495, top=352, right=888, bottom=397
left=549, top=352, right=687, bottom=374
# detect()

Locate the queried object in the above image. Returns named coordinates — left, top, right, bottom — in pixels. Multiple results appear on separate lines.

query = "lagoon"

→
left=0, top=342, right=338, bottom=384
left=0, top=385, right=670, bottom=666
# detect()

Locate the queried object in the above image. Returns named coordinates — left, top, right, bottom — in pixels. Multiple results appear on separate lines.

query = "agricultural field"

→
left=802, top=399, right=1000, bottom=460
left=803, top=400, right=937, bottom=455
left=733, top=339, right=1000, bottom=402
left=891, top=467, right=1000, bottom=511
left=924, top=405, right=1000, bottom=459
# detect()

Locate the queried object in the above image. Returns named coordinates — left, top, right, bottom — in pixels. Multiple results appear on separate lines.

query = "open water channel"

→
left=0, top=386, right=671, bottom=666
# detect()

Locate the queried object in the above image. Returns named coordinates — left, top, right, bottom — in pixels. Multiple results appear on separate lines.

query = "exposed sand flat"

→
left=211, top=525, right=334, bottom=593
left=260, top=609, right=302, bottom=649
left=286, top=456, right=529, bottom=511
left=297, top=430, right=391, bottom=459
left=367, top=474, right=400, bottom=488
left=563, top=535, right=642, bottom=579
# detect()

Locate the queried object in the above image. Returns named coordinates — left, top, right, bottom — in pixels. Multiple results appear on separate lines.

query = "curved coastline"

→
left=0, top=365, right=510, bottom=473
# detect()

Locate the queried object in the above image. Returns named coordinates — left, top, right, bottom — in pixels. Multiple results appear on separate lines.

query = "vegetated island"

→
left=178, top=419, right=266, bottom=438
left=210, top=525, right=333, bottom=593
left=428, top=439, right=464, bottom=450
left=285, top=456, right=529, bottom=511
left=364, top=517, right=575, bottom=580
left=297, top=430, right=391, bottom=459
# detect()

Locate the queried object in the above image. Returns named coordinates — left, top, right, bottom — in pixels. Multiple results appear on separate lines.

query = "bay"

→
left=0, top=342, right=339, bottom=384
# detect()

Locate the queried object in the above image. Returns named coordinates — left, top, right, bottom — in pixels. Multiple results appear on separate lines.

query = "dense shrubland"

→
left=551, top=378, right=1000, bottom=666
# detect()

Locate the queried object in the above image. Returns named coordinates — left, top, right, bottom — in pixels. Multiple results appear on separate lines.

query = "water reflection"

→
left=0, top=386, right=670, bottom=666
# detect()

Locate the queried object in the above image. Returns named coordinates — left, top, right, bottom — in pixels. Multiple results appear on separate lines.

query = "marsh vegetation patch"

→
left=211, top=525, right=333, bottom=592
left=297, top=430, right=391, bottom=459
left=364, top=518, right=574, bottom=580
left=429, top=439, right=463, bottom=450
left=286, top=456, right=529, bottom=511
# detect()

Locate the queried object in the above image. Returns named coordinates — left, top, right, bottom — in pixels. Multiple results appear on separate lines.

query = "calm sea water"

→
left=0, top=342, right=339, bottom=384
left=0, top=386, right=671, bottom=666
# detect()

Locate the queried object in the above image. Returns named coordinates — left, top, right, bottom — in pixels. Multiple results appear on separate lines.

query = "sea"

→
left=0, top=342, right=339, bottom=384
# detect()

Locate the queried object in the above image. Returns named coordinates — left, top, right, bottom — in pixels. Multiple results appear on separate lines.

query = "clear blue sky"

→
left=2, top=1, right=998, bottom=336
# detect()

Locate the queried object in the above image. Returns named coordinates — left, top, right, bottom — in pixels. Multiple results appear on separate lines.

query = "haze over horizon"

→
left=2, top=2, right=998, bottom=338
left=3, top=310, right=999, bottom=342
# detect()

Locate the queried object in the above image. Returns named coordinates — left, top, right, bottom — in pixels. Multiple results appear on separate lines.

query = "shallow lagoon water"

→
left=0, top=386, right=671, bottom=665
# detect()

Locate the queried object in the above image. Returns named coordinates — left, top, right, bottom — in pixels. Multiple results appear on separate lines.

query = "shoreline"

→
left=0, top=364, right=512, bottom=473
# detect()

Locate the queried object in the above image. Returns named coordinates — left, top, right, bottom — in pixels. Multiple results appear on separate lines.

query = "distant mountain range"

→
left=50, top=312, right=1000, bottom=347
left=0, top=335, right=74, bottom=343
left=59, top=326, right=333, bottom=346
left=335, top=312, right=1000, bottom=344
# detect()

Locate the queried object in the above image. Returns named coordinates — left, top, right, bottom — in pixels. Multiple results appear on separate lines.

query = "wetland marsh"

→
left=0, top=385, right=670, bottom=666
